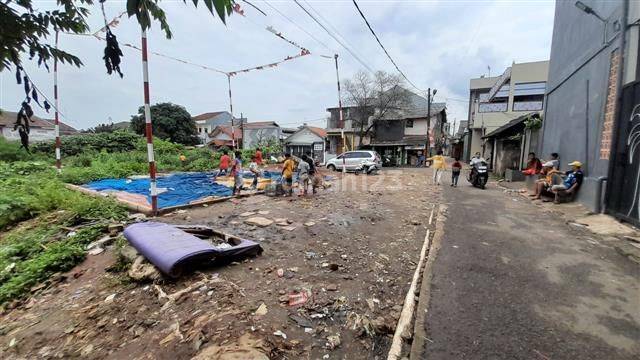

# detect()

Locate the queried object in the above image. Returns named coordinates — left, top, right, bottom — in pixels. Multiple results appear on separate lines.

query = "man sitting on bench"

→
left=550, top=161, right=584, bottom=204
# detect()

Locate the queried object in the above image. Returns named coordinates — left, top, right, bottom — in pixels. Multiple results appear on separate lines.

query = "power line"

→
left=351, top=0, right=420, bottom=91
left=242, top=0, right=267, bottom=16
left=302, top=0, right=375, bottom=72
left=293, top=0, right=375, bottom=74
left=261, top=0, right=332, bottom=52
left=302, top=0, right=359, bottom=54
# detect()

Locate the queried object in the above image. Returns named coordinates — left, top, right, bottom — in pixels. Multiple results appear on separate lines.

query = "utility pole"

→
left=425, top=88, right=432, bottom=157
left=334, top=54, right=346, bottom=173
left=227, top=75, right=236, bottom=149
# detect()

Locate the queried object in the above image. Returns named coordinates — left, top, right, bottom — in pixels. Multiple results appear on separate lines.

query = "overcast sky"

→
left=0, top=0, right=555, bottom=131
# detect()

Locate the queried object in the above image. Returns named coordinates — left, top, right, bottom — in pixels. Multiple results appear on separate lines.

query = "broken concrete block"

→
left=244, top=217, right=274, bottom=227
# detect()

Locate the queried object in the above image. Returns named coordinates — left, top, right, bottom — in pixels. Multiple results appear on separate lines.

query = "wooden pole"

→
left=141, top=29, right=158, bottom=215
left=228, top=75, right=236, bottom=149
left=334, top=54, right=346, bottom=173
left=387, top=220, right=433, bottom=359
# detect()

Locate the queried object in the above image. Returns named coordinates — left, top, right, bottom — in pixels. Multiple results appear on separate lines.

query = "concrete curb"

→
left=409, top=204, right=447, bottom=359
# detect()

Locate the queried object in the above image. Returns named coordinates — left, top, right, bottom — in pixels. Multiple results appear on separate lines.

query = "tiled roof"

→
left=307, top=126, right=327, bottom=138
left=0, top=110, right=77, bottom=133
left=242, top=121, right=279, bottom=129
left=192, top=111, right=225, bottom=121
left=211, top=124, right=242, bottom=139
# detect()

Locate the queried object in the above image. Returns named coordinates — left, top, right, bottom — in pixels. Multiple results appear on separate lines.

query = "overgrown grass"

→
left=0, top=133, right=282, bottom=304
left=0, top=213, right=126, bottom=304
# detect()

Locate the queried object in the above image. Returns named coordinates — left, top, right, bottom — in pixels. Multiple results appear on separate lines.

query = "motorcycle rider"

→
left=468, top=152, right=486, bottom=181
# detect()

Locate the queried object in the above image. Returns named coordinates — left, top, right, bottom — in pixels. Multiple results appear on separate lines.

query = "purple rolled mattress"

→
left=123, top=222, right=217, bottom=277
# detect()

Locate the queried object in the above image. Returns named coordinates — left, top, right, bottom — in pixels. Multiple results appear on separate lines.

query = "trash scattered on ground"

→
left=273, top=330, right=287, bottom=339
left=86, top=235, right=115, bottom=250
left=289, top=314, right=313, bottom=328
left=192, top=333, right=270, bottom=360
left=104, top=293, right=116, bottom=303
left=326, top=334, right=341, bottom=350
left=254, top=303, right=268, bottom=316
left=288, top=290, right=311, bottom=306
left=88, top=247, right=105, bottom=256
left=128, top=256, right=162, bottom=281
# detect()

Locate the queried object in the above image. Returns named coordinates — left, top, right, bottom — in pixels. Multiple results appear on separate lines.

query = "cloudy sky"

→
left=0, top=0, right=555, bottom=131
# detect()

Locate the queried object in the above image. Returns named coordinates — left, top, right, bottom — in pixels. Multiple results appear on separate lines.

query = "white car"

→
left=325, top=150, right=382, bottom=171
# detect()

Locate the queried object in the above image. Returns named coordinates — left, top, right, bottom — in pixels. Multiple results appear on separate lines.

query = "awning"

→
left=482, top=112, right=539, bottom=139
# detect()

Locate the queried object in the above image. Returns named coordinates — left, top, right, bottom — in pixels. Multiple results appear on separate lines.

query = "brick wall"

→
left=600, top=49, right=621, bottom=160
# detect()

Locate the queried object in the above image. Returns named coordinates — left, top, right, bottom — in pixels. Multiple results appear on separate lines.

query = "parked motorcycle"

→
left=468, top=161, right=489, bottom=189
left=354, top=160, right=380, bottom=175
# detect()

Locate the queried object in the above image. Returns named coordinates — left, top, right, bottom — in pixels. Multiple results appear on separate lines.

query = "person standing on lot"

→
left=219, top=150, right=230, bottom=176
left=304, top=151, right=321, bottom=194
left=297, top=155, right=311, bottom=196
left=427, top=150, right=446, bottom=185
left=179, top=154, right=187, bottom=168
left=231, top=150, right=243, bottom=195
left=282, top=153, right=295, bottom=196
left=255, top=148, right=263, bottom=166
left=451, top=157, right=462, bottom=187
left=248, top=156, right=260, bottom=190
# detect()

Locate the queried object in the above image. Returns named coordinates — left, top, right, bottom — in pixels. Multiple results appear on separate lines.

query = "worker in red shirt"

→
left=219, top=150, right=231, bottom=176
left=255, top=148, right=263, bottom=166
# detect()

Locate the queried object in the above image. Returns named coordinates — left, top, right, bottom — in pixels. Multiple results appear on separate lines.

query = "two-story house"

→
left=325, top=88, right=447, bottom=166
left=369, top=100, right=447, bottom=166
left=466, top=60, right=549, bottom=162
left=193, top=111, right=246, bottom=144
left=325, top=106, right=368, bottom=158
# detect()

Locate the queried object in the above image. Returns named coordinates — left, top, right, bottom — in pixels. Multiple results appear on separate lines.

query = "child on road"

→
left=451, top=157, right=462, bottom=187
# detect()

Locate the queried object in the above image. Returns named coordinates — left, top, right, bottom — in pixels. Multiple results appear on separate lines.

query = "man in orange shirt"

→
left=255, top=148, right=263, bottom=165
left=219, top=150, right=230, bottom=176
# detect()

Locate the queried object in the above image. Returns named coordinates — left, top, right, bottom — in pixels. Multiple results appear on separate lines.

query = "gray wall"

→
left=243, top=127, right=281, bottom=149
left=374, top=120, right=405, bottom=141
left=541, top=0, right=624, bottom=211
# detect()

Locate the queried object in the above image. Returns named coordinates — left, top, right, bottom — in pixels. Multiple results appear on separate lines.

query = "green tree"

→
left=130, top=102, right=199, bottom=145
left=1, top=0, right=233, bottom=71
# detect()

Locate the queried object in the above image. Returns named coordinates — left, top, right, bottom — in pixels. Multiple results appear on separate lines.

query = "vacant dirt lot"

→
left=0, top=168, right=441, bottom=359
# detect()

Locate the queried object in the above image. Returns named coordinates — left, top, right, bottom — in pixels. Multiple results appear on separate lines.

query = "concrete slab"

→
left=574, top=214, right=637, bottom=236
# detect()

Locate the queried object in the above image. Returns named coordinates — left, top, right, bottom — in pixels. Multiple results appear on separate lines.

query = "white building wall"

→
left=404, top=118, right=430, bottom=136
left=2, top=127, right=57, bottom=142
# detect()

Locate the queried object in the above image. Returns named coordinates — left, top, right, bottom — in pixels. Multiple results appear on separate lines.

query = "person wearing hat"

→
left=529, top=161, right=561, bottom=200
left=551, top=161, right=584, bottom=203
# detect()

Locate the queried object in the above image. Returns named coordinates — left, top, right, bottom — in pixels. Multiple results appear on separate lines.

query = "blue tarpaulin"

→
left=85, top=172, right=233, bottom=208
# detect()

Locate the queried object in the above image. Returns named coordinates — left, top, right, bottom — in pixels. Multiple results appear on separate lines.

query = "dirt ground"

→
left=0, top=168, right=441, bottom=359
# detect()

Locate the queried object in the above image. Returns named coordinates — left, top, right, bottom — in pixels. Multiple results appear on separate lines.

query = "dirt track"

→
left=0, top=168, right=440, bottom=359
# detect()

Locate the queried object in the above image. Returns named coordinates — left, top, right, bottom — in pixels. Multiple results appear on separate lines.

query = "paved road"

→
left=418, top=180, right=640, bottom=359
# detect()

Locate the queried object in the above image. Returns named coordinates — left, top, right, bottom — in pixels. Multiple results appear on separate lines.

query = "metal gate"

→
left=606, top=81, right=640, bottom=226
